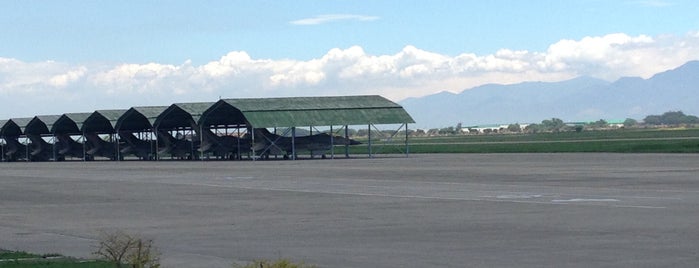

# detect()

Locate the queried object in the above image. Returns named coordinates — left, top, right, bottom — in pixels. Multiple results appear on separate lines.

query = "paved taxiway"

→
left=1, top=154, right=698, bottom=267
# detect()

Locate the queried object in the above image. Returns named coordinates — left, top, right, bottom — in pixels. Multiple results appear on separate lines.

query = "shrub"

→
left=93, top=230, right=160, bottom=268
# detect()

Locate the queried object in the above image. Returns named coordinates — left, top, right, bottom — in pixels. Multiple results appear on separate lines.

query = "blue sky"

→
left=3, top=0, right=696, bottom=63
left=1, top=0, right=699, bottom=119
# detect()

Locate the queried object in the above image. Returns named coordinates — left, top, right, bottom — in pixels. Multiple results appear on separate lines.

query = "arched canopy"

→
left=0, top=119, right=25, bottom=138
left=199, top=99, right=248, bottom=128
left=154, top=102, right=213, bottom=130
left=1, top=95, right=415, bottom=136
left=82, top=109, right=128, bottom=134
left=7, top=118, right=33, bottom=137
left=52, top=113, right=92, bottom=135
left=115, top=106, right=168, bottom=132
left=25, top=115, right=61, bottom=135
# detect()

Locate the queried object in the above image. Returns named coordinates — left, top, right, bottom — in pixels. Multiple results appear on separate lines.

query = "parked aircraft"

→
left=252, top=128, right=360, bottom=159
left=84, top=133, right=118, bottom=160
left=55, top=134, right=85, bottom=160
left=26, top=134, right=52, bottom=161
left=118, top=131, right=155, bottom=160
left=3, top=138, right=27, bottom=161
left=156, top=129, right=198, bottom=160
left=189, top=121, right=251, bottom=160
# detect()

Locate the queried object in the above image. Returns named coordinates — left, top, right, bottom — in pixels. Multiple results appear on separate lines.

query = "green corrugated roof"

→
left=221, top=95, right=414, bottom=128
left=82, top=109, right=128, bottom=133
left=133, top=106, right=169, bottom=125
left=96, top=109, right=128, bottom=122
left=224, top=95, right=403, bottom=111
left=51, top=113, right=92, bottom=134
left=115, top=106, right=168, bottom=131
left=10, top=117, right=33, bottom=133
left=155, top=102, right=214, bottom=129
left=25, top=115, right=62, bottom=135
left=172, top=102, right=213, bottom=123
left=199, top=100, right=247, bottom=127
left=64, top=113, right=92, bottom=129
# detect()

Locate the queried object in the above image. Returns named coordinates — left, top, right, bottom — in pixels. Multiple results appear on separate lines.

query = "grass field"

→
left=350, top=128, right=699, bottom=154
left=0, top=250, right=110, bottom=268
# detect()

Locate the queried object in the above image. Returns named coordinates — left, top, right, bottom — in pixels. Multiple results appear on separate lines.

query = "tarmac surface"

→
left=1, top=153, right=698, bottom=267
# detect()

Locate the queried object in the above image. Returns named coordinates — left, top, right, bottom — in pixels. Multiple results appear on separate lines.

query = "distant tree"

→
left=427, top=128, right=439, bottom=136
left=574, top=125, right=584, bottom=132
left=439, top=126, right=456, bottom=135
left=661, top=111, right=687, bottom=125
left=455, top=122, right=463, bottom=133
left=623, top=118, right=638, bottom=127
left=591, top=119, right=608, bottom=129
left=507, top=123, right=522, bottom=133
left=686, top=115, right=699, bottom=124
left=524, top=123, right=541, bottom=133
left=644, top=115, right=662, bottom=125
left=541, top=118, right=565, bottom=132
left=644, top=111, right=699, bottom=125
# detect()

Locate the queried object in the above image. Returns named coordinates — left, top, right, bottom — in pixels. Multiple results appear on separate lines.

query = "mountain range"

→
left=399, top=61, right=699, bottom=129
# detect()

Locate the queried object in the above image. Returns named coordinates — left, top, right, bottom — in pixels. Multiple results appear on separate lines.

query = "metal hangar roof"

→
left=221, top=95, right=415, bottom=128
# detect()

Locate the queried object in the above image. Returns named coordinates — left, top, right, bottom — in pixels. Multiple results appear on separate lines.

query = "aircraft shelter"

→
left=0, top=95, right=414, bottom=162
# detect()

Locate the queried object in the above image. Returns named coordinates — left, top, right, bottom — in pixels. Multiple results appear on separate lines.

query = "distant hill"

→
left=400, top=61, right=699, bottom=129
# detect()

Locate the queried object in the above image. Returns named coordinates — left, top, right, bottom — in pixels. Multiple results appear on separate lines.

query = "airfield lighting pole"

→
left=52, top=134, right=57, bottom=162
left=200, top=125, right=204, bottom=161
left=273, top=127, right=278, bottom=159
left=405, top=123, right=410, bottom=157
left=154, top=127, right=159, bottom=161
left=82, top=130, right=87, bottom=161
left=367, top=123, right=374, bottom=158
left=309, top=126, right=313, bottom=159
left=291, top=127, right=296, bottom=160
left=115, top=132, right=121, bottom=162
left=25, top=137, right=29, bottom=162
left=251, top=126, right=256, bottom=161
left=345, top=125, right=349, bottom=158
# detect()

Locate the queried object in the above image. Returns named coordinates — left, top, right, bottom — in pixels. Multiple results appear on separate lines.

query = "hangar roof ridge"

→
left=116, top=106, right=169, bottom=131
left=25, top=115, right=62, bottom=135
left=222, top=95, right=401, bottom=112
left=82, top=109, right=129, bottom=133
left=219, top=95, right=414, bottom=128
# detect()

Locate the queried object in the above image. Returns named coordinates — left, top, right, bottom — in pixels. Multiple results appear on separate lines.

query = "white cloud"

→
left=290, top=14, right=379, bottom=25
left=2, top=31, right=699, bottom=118
left=49, top=67, right=87, bottom=88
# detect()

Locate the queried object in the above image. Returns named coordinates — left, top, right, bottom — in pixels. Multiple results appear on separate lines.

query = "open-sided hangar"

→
left=0, top=95, right=414, bottom=162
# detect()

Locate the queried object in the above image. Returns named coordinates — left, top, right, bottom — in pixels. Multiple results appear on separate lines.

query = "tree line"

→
left=416, top=111, right=699, bottom=136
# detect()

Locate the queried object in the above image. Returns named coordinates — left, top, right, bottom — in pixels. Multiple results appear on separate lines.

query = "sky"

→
left=1, top=0, right=699, bottom=119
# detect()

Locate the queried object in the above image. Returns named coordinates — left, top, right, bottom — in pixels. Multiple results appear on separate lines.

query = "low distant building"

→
left=566, top=119, right=626, bottom=129
left=462, top=123, right=530, bottom=134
